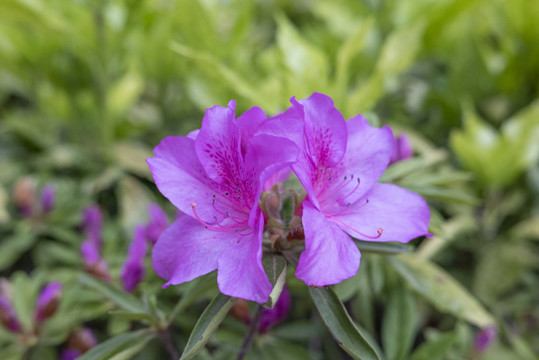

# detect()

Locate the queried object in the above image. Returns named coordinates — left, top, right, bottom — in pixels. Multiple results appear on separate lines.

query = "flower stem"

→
left=159, top=329, right=179, bottom=360
left=237, top=304, right=264, bottom=360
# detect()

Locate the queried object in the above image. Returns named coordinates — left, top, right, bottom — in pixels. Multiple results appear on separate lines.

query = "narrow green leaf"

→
left=354, top=239, right=411, bottom=255
left=180, top=294, right=237, bottom=360
left=0, top=228, right=36, bottom=271
left=308, top=286, right=381, bottom=360
left=382, top=286, right=417, bottom=360
left=108, top=311, right=156, bottom=324
left=168, top=273, right=218, bottom=324
left=262, top=254, right=287, bottom=309
left=77, top=329, right=155, bottom=360
left=388, top=254, right=496, bottom=327
left=78, top=273, right=146, bottom=314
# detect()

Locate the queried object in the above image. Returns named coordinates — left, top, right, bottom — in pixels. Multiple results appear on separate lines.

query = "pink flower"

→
left=277, top=93, right=431, bottom=286
left=148, top=101, right=298, bottom=302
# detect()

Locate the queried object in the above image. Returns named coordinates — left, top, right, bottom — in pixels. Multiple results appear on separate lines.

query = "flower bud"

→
left=389, top=134, right=413, bottom=165
left=82, top=205, right=103, bottom=251
left=61, top=327, right=98, bottom=359
left=35, top=282, right=62, bottom=323
left=13, top=177, right=36, bottom=218
left=474, top=326, right=497, bottom=353
left=145, top=203, right=168, bottom=245
left=259, top=286, right=291, bottom=333
left=41, top=184, right=55, bottom=213
left=121, top=225, right=148, bottom=292
left=229, top=299, right=251, bottom=325
left=0, top=294, right=21, bottom=333
left=81, top=240, right=111, bottom=281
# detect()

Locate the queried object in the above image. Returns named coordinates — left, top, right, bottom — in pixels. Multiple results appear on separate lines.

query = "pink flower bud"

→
left=121, top=225, right=148, bottom=292
left=145, top=203, right=168, bottom=245
left=0, top=294, right=21, bottom=333
left=35, top=282, right=62, bottom=323
left=259, top=286, right=291, bottom=333
left=41, top=184, right=55, bottom=213
left=474, top=326, right=497, bottom=353
left=389, top=134, right=413, bottom=165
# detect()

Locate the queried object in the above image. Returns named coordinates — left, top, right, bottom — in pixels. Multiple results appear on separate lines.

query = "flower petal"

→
left=235, top=106, right=268, bottom=155
left=293, top=93, right=347, bottom=168
left=334, top=183, right=430, bottom=242
left=195, top=101, right=244, bottom=184
left=217, top=215, right=272, bottom=302
left=147, top=136, right=218, bottom=222
left=336, top=115, right=394, bottom=205
left=296, top=200, right=361, bottom=286
left=152, top=216, right=231, bottom=287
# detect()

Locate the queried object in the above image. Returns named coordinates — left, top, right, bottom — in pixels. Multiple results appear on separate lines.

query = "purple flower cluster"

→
left=148, top=93, right=431, bottom=302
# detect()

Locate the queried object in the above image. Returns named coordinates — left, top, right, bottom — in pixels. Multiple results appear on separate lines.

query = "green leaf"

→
left=180, top=293, right=237, bottom=360
left=308, top=286, right=381, bottom=360
left=354, top=239, right=411, bottom=255
left=77, top=329, right=155, bottom=360
left=382, top=286, right=417, bottom=360
left=388, top=253, right=495, bottom=327
left=262, top=254, right=287, bottom=309
left=78, top=273, right=146, bottom=314
left=0, top=226, right=36, bottom=271
left=276, top=13, right=329, bottom=96
left=168, top=273, right=218, bottom=324
left=108, top=311, right=156, bottom=324
left=410, top=331, right=458, bottom=360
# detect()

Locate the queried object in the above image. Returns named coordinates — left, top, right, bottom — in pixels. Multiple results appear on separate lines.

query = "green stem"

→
left=237, top=305, right=264, bottom=360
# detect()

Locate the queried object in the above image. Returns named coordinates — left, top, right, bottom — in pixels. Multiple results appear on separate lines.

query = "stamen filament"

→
left=190, top=202, right=246, bottom=230
left=326, top=214, right=383, bottom=240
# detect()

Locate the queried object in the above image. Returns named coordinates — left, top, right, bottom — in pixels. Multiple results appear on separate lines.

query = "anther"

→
left=225, top=191, right=229, bottom=196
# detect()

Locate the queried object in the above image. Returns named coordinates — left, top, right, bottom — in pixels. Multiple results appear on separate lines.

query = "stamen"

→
left=190, top=202, right=246, bottom=230
left=327, top=213, right=383, bottom=240
left=335, top=177, right=361, bottom=203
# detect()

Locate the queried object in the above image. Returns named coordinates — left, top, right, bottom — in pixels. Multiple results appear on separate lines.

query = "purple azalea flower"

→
left=148, top=101, right=298, bottom=302
left=41, top=184, right=55, bottom=213
left=278, top=93, right=431, bottom=286
left=35, top=282, right=62, bottom=323
left=389, top=133, right=413, bottom=165
left=474, top=326, right=497, bottom=353
left=145, top=203, right=168, bottom=245
left=82, top=205, right=104, bottom=251
left=121, top=225, right=148, bottom=292
left=0, top=294, right=21, bottom=333
left=259, top=286, right=291, bottom=333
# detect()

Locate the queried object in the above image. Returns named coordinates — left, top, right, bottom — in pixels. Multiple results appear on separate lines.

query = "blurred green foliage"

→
left=0, top=0, right=538, bottom=359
